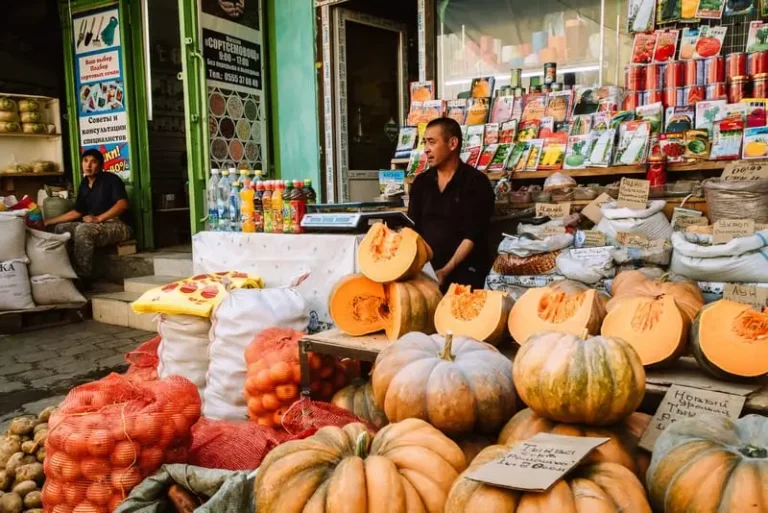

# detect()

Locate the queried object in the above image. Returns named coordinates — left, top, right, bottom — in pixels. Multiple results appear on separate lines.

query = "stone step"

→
left=153, top=253, right=194, bottom=278
left=91, top=291, right=157, bottom=332
left=123, top=275, right=178, bottom=294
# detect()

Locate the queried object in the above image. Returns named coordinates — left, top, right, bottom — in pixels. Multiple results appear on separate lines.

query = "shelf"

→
left=391, top=158, right=410, bottom=165
left=496, top=196, right=706, bottom=210
left=0, top=133, right=62, bottom=139
left=0, top=171, right=63, bottom=178
left=154, top=207, right=190, bottom=213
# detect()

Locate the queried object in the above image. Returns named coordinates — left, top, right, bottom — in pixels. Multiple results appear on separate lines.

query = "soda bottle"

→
left=262, top=181, right=274, bottom=233
left=206, top=168, right=220, bottom=231
left=303, top=178, right=317, bottom=205
left=272, top=181, right=284, bottom=233
left=282, top=180, right=293, bottom=234
left=290, top=179, right=306, bottom=234
left=240, top=170, right=255, bottom=233
left=217, top=169, right=232, bottom=232
left=253, top=181, right=264, bottom=232
left=229, top=167, right=241, bottom=231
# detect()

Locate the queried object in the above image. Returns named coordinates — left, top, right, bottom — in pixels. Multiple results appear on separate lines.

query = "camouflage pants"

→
left=54, top=219, right=133, bottom=278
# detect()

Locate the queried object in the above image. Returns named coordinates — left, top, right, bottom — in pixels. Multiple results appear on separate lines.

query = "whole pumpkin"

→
left=498, top=408, right=652, bottom=478
left=609, top=270, right=704, bottom=323
left=331, top=380, right=388, bottom=429
left=254, top=418, right=466, bottom=513
left=445, top=445, right=652, bottom=513
left=513, top=331, right=645, bottom=426
left=372, top=332, right=516, bottom=437
left=646, top=414, right=768, bottom=513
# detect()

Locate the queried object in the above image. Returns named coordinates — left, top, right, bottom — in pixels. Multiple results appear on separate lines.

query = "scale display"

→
left=300, top=211, right=414, bottom=233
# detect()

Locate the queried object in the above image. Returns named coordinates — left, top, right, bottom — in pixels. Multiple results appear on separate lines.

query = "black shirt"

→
left=74, top=171, right=130, bottom=225
left=407, top=161, right=495, bottom=288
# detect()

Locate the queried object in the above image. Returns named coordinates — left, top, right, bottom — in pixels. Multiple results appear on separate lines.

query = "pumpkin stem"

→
left=355, top=431, right=370, bottom=459
left=579, top=328, right=589, bottom=340
left=740, top=445, right=768, bottom=459
left=441, top=332, right=455, bottom=361
left=659, top=273, right=671, bottom=283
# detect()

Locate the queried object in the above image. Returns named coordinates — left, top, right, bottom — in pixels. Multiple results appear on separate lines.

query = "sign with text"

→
left=712, top=219, right=755, bottom=244
left=617, top=178, right=650, bottom=210
left=721, top=161, right=768, bottom=181
left=581, top=193, right=613, bottom=224
left=467, top=433, right=610, bottom=492
left=536, top=202, right=571, bottom=218
left=674, top=215, right=709, bottom=231
left=582, top=230, right=606, bottom=247
left=541, top=225, right=568, bottom=236
left=569, top=246, right=614, bottom=266
left=202, top=29, right=262, bottom=90
left=639, top=385, right=745, bottom=452
left=616, top=232, right=666, bottom=250
left=723, top=283, right=768, bottom=311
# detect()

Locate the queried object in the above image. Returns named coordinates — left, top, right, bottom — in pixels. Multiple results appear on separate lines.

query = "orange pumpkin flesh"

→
left=601, top=295, right=688, bottom=367
left=507, top=280, right=607, bottom=344
left=255, top=419, right=467, bottom=513
left=434, top=284, right=513, bottom=346
left=691, top=300, right=768, bottom=379
left=358, top=222, right=432, bottom=283
left=445, top=445, right=652, bottom=513
left=610, top=270, right=704, bottom=323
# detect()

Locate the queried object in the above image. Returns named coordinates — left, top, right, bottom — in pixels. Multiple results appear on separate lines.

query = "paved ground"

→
left=0, top=321, right=153, bottom=430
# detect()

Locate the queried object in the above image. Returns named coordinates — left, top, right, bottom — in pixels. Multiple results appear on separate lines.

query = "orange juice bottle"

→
left=262, top=181, right=273, bottom=233
left=272, top=180, right=284, bottom=233
left=239, top=170, right=255, bottom=233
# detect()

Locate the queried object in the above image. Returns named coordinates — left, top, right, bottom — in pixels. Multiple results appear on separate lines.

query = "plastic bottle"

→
left=206, top=168, right=220, bottom=231
left=217, top=169, right=232, bottom=232
left=240, top=170, right=255, bottom=233
left=282, top=180, right=293, bottom=234
left=229, top=167, right=241, bottom=231
left=290, top=179, right=306, bottom=234
left=303, top=178, right=317, bottom=205
left=262, top=181, right=273, bottom=233
left=272, top=181, right=284, bottom=234
left=253, top=181, right=264, bottom=233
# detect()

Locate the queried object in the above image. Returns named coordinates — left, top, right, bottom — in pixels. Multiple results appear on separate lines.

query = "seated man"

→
left=45, top=149, right=133, bottom=281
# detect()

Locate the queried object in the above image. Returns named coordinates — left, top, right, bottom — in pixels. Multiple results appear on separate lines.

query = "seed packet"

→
left=470, top=77, right=496, bottom=98
left=410, top=81, right=434, bottom=102
left=508, top=142, right=532, bottom=172
left=487, top=144, right=513, bottom=172
left=407, top=148, right=428, bottom=176
left=710, top=117, right=745, bottom=160
left=695, top=100, right=727, bottom=133
left=545, top=90, right=575, bottom=123
left=678, top=28, right=699, bottom=59
left=407, top=101, right=424, bottom=126
left=569, top=115, right=593, bottom=135
left=539, top=116, right=556, bottom=138
left=477, top=144, right=499, bottom=171
left=684, top=129, right=710, bottom=159
left=462, top=145, right=483, bottom=167
left=500, top=120, right=518, bottom=143
left=610, top=110, right=636, bottom=129
left=466, top=125, right=486, bottom=147
left=665, top=106, right=695, bottom=132
left=636, top=102, right=665, bottom=136
left=484, top=123, right=500, bottom=145
left=460, top=125, right=469, bottom=152
left=564, top=134, right=593, bottom=169
left=614, top=121, right=651, bottom=165
left=538, top=133, right=568, bottom=170
left=421, top=100, right=446, bottom=123
left=573, top=87, right=601, bottom=116
left=521, top=94, right=548, bottom=122
left=524, top=139, right=545, bottom=171
left=466, top=98, right=490, bottom=125
left=725, top=0, right=754, bottom=16
left=657, top=0, right=682, bottom=24
left=588, top=129, right=617, bottom=167
left=447, top=99, right=468, bottom=125
left=629, top=0, right=657, bottom=32
left=746, top=21, right=768, bottom=53
left=743, top=126, right=768, bottom=159
left=394, top=127, right=418, bottom=158
left=490, top=96, right=516, bottom=123
left=681, top=0, right=700, bottom=20
left=416, top=122, right=428, bottom=150
left=653, top=29, right=680, bottom=62
left=632, top=33, right=659, bottom=63
left=659, top=132, right=688, bottom=162
left=592, top=112, right=612, bottom=130
left=695, top=0, right=726, bottom=18
left=723, top=103, right=748, bottom=123
left=742, top=99, right=768, bottom=127
left=763, top=0, right=768, bottom=16
left=692, top=26, right=727, bottom=58
left=517, top=119, right=541, bottom=141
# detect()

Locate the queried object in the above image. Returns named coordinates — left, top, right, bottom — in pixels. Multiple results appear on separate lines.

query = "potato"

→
left=26, top=510, right=42, bottom=513
left=0, top=440, right=21, bottom=469
left=0, top=471, right=10, bottom=491
left=32, top=424, right=46, bottom=435
left=34, top=448, right=45, bottom=464
left=8, top=419, right=35, bottom=437
left=31, top=430, right=46, bottom=445
left=20, top=455, right=35, bottom=466
left=4, top=454, right=23, bottom=475
left=0, top=492, right=22, bottom=513
left=22, top=490, right=41, bottom=509
left=2, top=437, right=19, bottom=445
left=37, top=408, right=55, bottom=423
left=10, top=481, right=35, bottom=499
left=19, top=442, right=36, bottom=456
left=14, top=463, right=43, bottom=485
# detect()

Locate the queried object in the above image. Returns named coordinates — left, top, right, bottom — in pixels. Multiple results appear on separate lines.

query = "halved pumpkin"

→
left=507, top=280, right=607, bottom=344
left=610, top=270, right=704, bottom=322
left=601, top=295, right=688, bottom=367
left=358, top=222, right=433, bottom=283
left=434, top=284, right=513, bottom=345
left=328, top=273, right=442, bottom=341
left=691, top=300, right=768, bottom=380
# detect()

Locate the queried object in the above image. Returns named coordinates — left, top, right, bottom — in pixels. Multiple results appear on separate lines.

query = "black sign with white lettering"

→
left=202, top=28, right=262, bottom=91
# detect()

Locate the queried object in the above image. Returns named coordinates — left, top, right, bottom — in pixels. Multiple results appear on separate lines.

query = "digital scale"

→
left=300, top=201, right=414, bottom=233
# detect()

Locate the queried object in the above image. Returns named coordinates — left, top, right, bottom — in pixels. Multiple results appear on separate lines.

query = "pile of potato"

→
left=0, top=408, right=54, bottom=513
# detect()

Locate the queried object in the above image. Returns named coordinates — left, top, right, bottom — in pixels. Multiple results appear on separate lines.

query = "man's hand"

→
left=83, top=215, right=100, bottom=223
left=435, top=267, right=450, bottom=285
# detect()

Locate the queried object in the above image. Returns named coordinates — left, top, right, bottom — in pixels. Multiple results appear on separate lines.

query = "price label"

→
left=723, top=283, right=768, bottom=311
left=720, top=162, right=768, bottom=181
left=617, top=178, right=650, bottom=210
left=581, top=193, right=614, bottom=224
left=674, top=216, right=709, bottom=231
left=536, top=202, right=571, bottom=218
left=569, top=246, right=614, bottom=266
left=541, top=225, right=568, bottom=236
left=712, top=219, right=755, bottom=244
left=616, top=232, right=666, bottom=250
left=582, top=230, right=606, bottom=247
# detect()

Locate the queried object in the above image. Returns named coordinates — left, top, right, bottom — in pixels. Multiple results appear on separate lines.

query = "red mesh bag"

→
left=243, top=327, right=357, bottom=429
left=124, top=337, right=160, bottom=382
left=281, top=397, right=377, bottom=435
left=42, top=373, right=201, bottom=513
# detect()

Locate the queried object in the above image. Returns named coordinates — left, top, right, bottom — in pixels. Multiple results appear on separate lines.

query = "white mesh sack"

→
left=157, top=314, right=213, bottom=393
left=669, top=229, right=768, bottom=282
left=595, top=200, right=673, bottom=243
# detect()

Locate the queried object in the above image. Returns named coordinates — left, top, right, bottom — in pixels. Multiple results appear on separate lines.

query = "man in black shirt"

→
left=45, top=150, right=133, bottom=279
left=408, top=118, right=495, bottom=292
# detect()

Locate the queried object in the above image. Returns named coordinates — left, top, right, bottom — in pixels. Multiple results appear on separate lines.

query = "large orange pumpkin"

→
left=513, top=331, right=645, bottom=426
left=691, top=300, right=768, bottom=380
left=372, top=332, right=516, bottom=437
left=507, top=280, right=607, bottom=345
left=331, top=379, right=388, bottom=429
left=357, top=222, right=433, bottom=283
left=445, top=445, right=652, bottom=513
left=646, top=414, right=768, bottom=513
left=328, top=273, right=442, bottom=341
left=497, top=408, right=652, bottom=478
left=609, top=271, right=704, bottom=322
left=434, top=284, right=513, bottom=346
left=254, top=419, right=466, bottom=513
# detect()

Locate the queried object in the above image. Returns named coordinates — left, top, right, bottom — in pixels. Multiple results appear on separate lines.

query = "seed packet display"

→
left=477, top=144, right=499, bottom=171
left=614, top=121, right=651, bottom=165
left=693, top=26, right=727, bottom=58
left=657, top=0, right=682, bottom=24
left=487, top=143, right=513, bottom=172
left=636, top=102, right=665, bottom=136
left=517, top=119, right=541, bottom=141
left=653, top=29, right=680, bottom=62
left=679, top=28, right=699, bottom=59
left=506, top=142, right=529, bottom=171
left=524, top=139, right=545, bottom=171
left=410, top=81, right=434, bottom=102
left=573, top=87, right=601, bottom=116
left=466, top=125, right=486, bottom=148
left=539, top=116, right=556, bottom=138
left=407, top=101, right=424, bottom=126
left=743, top=126, right=768, bottom=159
left=592, top=112, right=612, bottom=131
left=725, top=0, right=754, bottom=16
left=589, top=129, right=617, bottom=166
left=659, top=132, right=688, bottom=163
left=521, top=94, right=548, bottom=122
left=684, top=129, right=711, bottom=159
left=710, top=117, right=745, bottom=160
left=447, top=99, right=468, bottom=125
left=695, top=0, right=726, bottom=18
left=610, top=110, right=636, bottom=129
left=462, top=145, right=483, bottom=167
left=632, top=33, right=658, bottom=63
left=484, top=123, right=501, bottom=145
left=628, top=0, right=656, bottom=32
left=545, top=90, right=575, bottom=123
left=665, top=106, right=695, bottom=132
left=470, top=77, right=496, bottom=98
left=466, top=98, right=491, bottom=125
left=394, top=126, right=418, bottom=158
left=723, top=103, right=748, bottom=123
left=421, top=100, right=446, bottom=123
left=742, top=99, right=768, bottom=128
left=538, top=133, right=568, bottom=170
left=569, top=115, right=593, bottom=135
left=746, top=21, right=768, bottom=53
left=695, top=100, right=727, bottom=133
left=490, top=96, right=516, bottom=123
left=500, top=120, right=518, bottom=143
left=564, top=134, right=592, bottom=169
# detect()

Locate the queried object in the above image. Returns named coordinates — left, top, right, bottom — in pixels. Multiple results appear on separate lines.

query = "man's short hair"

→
left=426, top=117, right=463, bottom=151
left=81, top=149, right=105, bottom=168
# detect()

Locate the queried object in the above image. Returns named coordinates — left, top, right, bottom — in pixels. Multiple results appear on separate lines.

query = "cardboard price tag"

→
left=536, top=202, right=571, bottom=218
left=569, top=247, right=614, bottom=266
left=721, top=161, right=768, bottom=181
left=617, top=178, right=650, bottom=210
left=674, top=216, right=708, bottom=231
left=723, top=283, right=768, bottom=311
left=467, top=433, right=610, bottom=492
left=540, top=226, right=567, bottom=236
left=639, top=385, right=745, bottom=452
left=616, top=232, right=666, bottom=250
left=581, top=193, right=613, bottom=224
left=712, top=219, right=755, bottom=244
left=582, top=230, right=606, bottom=247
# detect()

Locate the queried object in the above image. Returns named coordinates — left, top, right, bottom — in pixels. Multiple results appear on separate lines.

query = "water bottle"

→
left=206, top=168, right=220, bottom=231
left=228, top=167, right=241, bottom=231
left=217, top=169, right=232, bottom=232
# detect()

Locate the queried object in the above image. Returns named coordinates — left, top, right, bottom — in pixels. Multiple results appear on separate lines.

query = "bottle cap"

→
left=211, top=168, right=220, bottom=175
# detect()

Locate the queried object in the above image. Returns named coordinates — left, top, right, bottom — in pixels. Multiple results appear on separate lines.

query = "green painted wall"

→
left=267, top=0, right=321, bottom=193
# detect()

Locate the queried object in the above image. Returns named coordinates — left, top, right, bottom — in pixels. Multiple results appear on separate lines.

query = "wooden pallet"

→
left=0, top=302, right=91, bottom=334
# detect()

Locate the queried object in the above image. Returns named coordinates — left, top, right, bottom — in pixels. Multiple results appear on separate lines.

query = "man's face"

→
left=424, top=126, right=459, bottom=168
left=82, top=155, right=102, bottom=177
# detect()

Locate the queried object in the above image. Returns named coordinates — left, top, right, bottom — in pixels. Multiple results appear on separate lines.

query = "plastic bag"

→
left=595, top=200, right=673, bottom=243
left=26, top=229, right=77, bottom=279
left=125, top=337, right=160, bottom=382
left=612, top=242, right=672, bottom=266
left=157, top=314, right=212, bottom=392
left=669, top=229, right=768, bottom=282
left=497, top=232, right=574, bottom=257
left=30, top=275, right=86, bottom=305
left=556, top=249, right=616, bottom=284
left=0, top=214, right=27, bottom=262
left=43, top=374, right=201, bottom=513
left=543, top=172, right=577, bottom=191
left=0, top=259, right=34, bottom=310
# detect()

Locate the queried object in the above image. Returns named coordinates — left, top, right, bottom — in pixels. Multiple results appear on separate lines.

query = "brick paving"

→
left=0, top=321, right=154, bottom=430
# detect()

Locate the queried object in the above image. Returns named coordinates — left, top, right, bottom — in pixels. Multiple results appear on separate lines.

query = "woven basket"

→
left=702, top=178, right=768, bottom=223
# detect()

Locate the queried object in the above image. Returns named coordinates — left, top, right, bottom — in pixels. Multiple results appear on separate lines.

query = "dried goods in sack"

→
left=595, top=200, right=673, bottom=243
left=156, top=314, right=212, bottom=392
left=42, top=373, right=201, bottom=513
